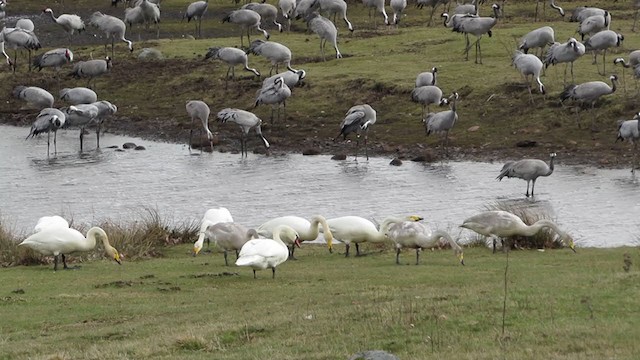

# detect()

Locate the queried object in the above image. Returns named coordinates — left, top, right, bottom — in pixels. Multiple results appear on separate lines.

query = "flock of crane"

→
left=1, top=0, right=639, bottom=167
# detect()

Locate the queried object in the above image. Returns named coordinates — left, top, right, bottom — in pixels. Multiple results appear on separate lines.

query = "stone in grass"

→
left=302, top=148, right=321, bottom=156
left=134, top=145, right=146, bottom=150
left=516, top=140, right=537, bottom=148
left=389, top=157, right=402, bottom=166
left=331, top=154, right=347, bottom=160
left=123, top=142, right=137, bottom=149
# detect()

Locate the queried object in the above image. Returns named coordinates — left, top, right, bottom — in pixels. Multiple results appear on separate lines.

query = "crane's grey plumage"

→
left=349, top=350, right=400, bottom=360
left=615, top=112, right=640, bottom=173
left=216, top=108, right=270, bottom=157
left=497, top=152, right=556, bottom=197
left=262, top=69, right=306, bottom=89
left=614, top=50, right=640, bottom=92
left=204, top=222, right=259, bottom=266
left=184, top=0, right=208, bottom=38
left=204, top=47, right=260, bottom=88
left=305, top=12, right=341, bottom=60
left=578, top=12, right=610, bottom=41
left=442, top=12, right=474, bottom=53
left=222, top=9, right=269, bottom=47
left=43, top=8, right=85, bottom=43
left=293, top=0, right=318, bottom=20
left=255, top=76, right=292, bottom=123
left=417, top=0, right=449, bottom=26
left=584, top=30, right=623, bottom=75
left=424, top=92, right=459, bottom=156
left=316, top=0, right=354, bottom=32
left=411, top=84, right=445, bottom=116
left=0, top=0, right=6, bottom=21
left=26, top=107, right=68, bottom=157
left=242, top=3, right=283, bottom=33
left=560, top=75, right=617, bottom=129
left=89, top=12, right=133, bottom=57
left=335, top=104, right=377, bottom=160
left=362, top=0, right=390, bottom=26
left=136, top=0, right=161, bottom=38
left=0, top=26, right=41, bottom=72
left=633, top=0, right=640, bottom=32
left=278, top=0, right=296, bottom=31
left=15, top=18, right=35, bottom=31
left=461, top=210, right=575, bottom=253
left=13, top=86, right=54, bottom=110
left=69, top=57, right=112, bottom=89
left=453, top=0, right=481, bottom=16
left=518, top=26, right=554, bottom=56
left=61, top=103, right=100, bottom=151
left=186, top=100, right=213, bottom=152
left=570, top=6, right=606, bottom=23
left=247, top=39, right=298, bottom=75
left=60, top=87, right=97, bottom=105
left=90, top=100, right=117, bottom=148
left=452, top=3, right=500, bottom=64
left=512, top=50, right=545, bottom=102
left=390, top=0, right=406, bottom=25
left=415, top=66, right=438, bottom=87
left=543, top=37, right=585, bottom=83
left=32, top=48, right=73, bottom=71
left=386, top=221, right=464, bottom=265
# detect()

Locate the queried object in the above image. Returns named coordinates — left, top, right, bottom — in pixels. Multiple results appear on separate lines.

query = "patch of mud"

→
left=94, top=280, right=139, bottom=288
left=182, top=272, right=239, bottom=278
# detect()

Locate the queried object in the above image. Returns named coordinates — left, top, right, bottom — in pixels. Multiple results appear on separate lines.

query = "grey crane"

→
left=204, top=222, right=259, bottom=266
left=424, top=92, right=459, bottom=156
left=584, top=30, right=623, bottom=76
left=335, top=104, right=377, bottom=160
left=0, top=0, right=6, bottom=21
left=633, top=0, right=640, bottom=32
left=518, top=26, right=554, bottom=56
left=0, top=26, right=41, bottom=72
left=254, top=76, right=292, bottom=123
left=69, top=57, right=112, bottom=89
left=292, top=0, right=318, bottom=20
left=247, top=39, right=299, bottom=75
left=415, top=66, right=438, bottom=87
left=43, top=8, right=85, bottom=43
left=316, top=0, right=354, bottom=32
left=442, top=12, right=474, bottom=53
left=578, top=12, right=610, bottom=41
left=615, top=112, right=640, bottom=173
left=222, top=9, right=269, bottom=47
left=614, top=50, right=640, bottom=92
left=124, top=5, right=146, bottom=37
left=26, top=107, right=68, bottom=157
left=216, top=108, right=270, bottom=157
left=262, top=69, right=306, bottom=89
left=305, top=12, right=341, bottom=60
left=184, top=0, right=208, bottom=38
left=560, top=75, right=618, bottom=130
left=452, top=3, right=500, bottom=64
left=32, top=48, right=73, bottom=71
left=15, top=18, right=35, bottom=31
left=390, top=0, right=406, bottom=25
left=349, top=350, right=400, bottom=360
left=453, top=0, right=482, bottom=16
left=242, top=3, right=283, bottom=33
left=278, top=0, right=296, bottom=31
left=416, top=0, right=449, bottom=26
left=60, top=87, right=97, bottom=105
left=362, top=0, right=390, bottom=27
left=543, top=37, right=585, bottom=83
left=186, top=100, right=213, bottom=152
left=549, top=0, right=565, bottom=17
left=89, top=12, right=133, bottom=57
left=13, top=86, right=54, bottom=110
left=497, top=152, right=556, bottom=197
left=204, top=47, right=260, bottom=89
left=90, top=100, right=118, bottom=148
left=512, top=50, right=545, bottom=103
left=570, top=6, right=606, bottom=23
left=411, top=84, right=445, bottom=116
left=61, top=103, right=100, bottom=151
left=136, top=0, right=161, bottom=38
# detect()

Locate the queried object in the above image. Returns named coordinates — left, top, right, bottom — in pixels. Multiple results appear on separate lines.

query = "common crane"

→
left=497, top=152, right=556, bottom=197
left=424, top=92, right=459, bottom=156
left=69, top=56, right=112, bottom=89
left=13, top=86, right=54, bottom=110
left=615, top=112, right=640, bottom=173
left=26, top=107, right=68, bottom=157
left=242, top=2, right=283, bottom=32
left=411, top=84, right=445, bottom=116
left=43, top=8, right=85, bottom=43
left=254, top=76, right=292, bottom=123
left=186, top=100, right=213, bottom=152
left=543, top=37, right=585, bottom=83
left=452, top=3, right=500, bottom=64
left=222, top=9, right=269, bottom=47
left=584, top=30, right=623, bottom=75
left=518, top=26, right=554, bottom=56
left=60, top=87, right=97, bottom=105
left=216, top=108, right=270, bottom=157
left=184, top=0, right=208, bottom=38
left=32, top=48, right=73, bottom=71
left=247, top=39, right=299, bottom=75
left=415, top=67, right=438, bottom=87
left=578, top=12, right=610, bottom=41
left=362, top=0, right=390, bottom=27
left=335, top=104, right=377, bottom=160
left=305, top=12, right=341, bottom=60
left=89, top=12, right=133, bottom=57
left=316, top=0, right=354, bottom=32
left=61, top=103, right=100, bottom=151
left=204, top=47, right=260, bottom=89
left=512, top=50, right=545, bottom=102
left=560, top=74, right=618, bottom=130
left=613, top=50, right=640, bottom=92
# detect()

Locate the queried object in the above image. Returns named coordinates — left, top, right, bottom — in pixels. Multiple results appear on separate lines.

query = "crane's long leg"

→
left=354, top=134, right=360, bottom=160
left=531, top=179, right=537, bottom=196
left=602, top=50, right=607, bottom=76
left=47, top=131, right=51, bottom=158
left=320, top=39, right=325, bottom=61
left=526, top=179, right=531, bottom=197
left=54, top=130, right=58, bottom=155
left=223, top=250, right=229, bottom=266
left=79, top=127, right=85, bottom=152
left=395, top=248, right=401, bottom=264
left=111, top=37, right=115, bottom=58
left=189, top=117, right=195, bottom=152
left=364, top=131, right=369, bottom=160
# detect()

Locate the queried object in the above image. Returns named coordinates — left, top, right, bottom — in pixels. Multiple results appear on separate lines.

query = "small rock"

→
left=106, top=145, right=118, bottom=149
left=389, top=158, right=402, bottom=166
left=12, top=289, right=25, bottom=294
left=302, top=148, right=321, bottom=156
left=331, top=154, right=347, bottom=160
left=467, top=125, right=480, bottom=132
left=516, top=140, right=537, bottom=148
left=134, top=145, right=146, bottom=150
left=115, top=149, right=125, bottom=152
left=411, top=150, right=435, bottom=163
left=138, top=48, right=164, bottom=61
left=123, top=142, right=136, bottom=149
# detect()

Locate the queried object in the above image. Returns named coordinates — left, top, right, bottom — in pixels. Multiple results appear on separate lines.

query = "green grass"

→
left=0, top=244, right=639, bottom=359
left=1, top=0, right=639, bottom=165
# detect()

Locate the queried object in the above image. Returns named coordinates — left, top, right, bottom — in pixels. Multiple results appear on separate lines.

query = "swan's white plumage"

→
left=236, top=225, right=300, bottom=278
left=257, top=215, right=334, bottom=252
left=193, top=207, right=234, bottom=255
left=34, top=215, right=70, bottom=232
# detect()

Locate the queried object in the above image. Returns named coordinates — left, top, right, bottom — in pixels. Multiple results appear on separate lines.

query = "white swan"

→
left=34, top=215, right=70, bottom=232
left=235, top=225, right=300, bottom=279
left=206, top=222, right=260, bottom=266
left=386, top=221, right=464, bottom=265
left=460, top=210, right=576, bottom=253
left=323, top=215, right=423, bottom=257
left=257, top=215, right=334, bottom=258
left=19, top=226, right=121, bottom=271
left=193, top=207, right=234, bottom=255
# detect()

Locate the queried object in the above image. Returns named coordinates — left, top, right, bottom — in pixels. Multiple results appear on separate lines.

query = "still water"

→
left=1, top=125, right=638, bottom=248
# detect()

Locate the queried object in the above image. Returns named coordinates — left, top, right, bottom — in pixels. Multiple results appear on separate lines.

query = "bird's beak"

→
left=459, top=254, right=464, bottom=266
left=193, top=247, right=201, bottom=256
left=114, top=254, right=122, bottom=265
left=409, top=215, right=424, bottom=222
left=570, top=244, right=576, bottom=253
left=294, top=237, right=301, bottom=248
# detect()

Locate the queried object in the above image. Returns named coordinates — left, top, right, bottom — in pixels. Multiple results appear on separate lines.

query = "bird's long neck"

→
left=442, top=13, right=450, bottom=27
left=375, top=217, right=406, bottom=242
left=431, top=70, right=437, bottom=86
left=526, top=220, right=563, bottom=238
left=310, top=217, right=333, bottom=243
left=547, top=155, right=555, bottom=174
left=549, top=0, right=564, bottom=16
left=433, top=230, right=461, bottom=252
left=47, top=11, right=58, bottom=22
left=84, top=227, right=109, bottom=252
left=610, top=77, right=617, bottom=94
left=451, top=96, right=457, bottom=112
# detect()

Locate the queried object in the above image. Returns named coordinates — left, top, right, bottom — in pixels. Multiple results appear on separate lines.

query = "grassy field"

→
left=1, top=243, right=639, bottom=359
left=1, top=0, right=639, bottom=166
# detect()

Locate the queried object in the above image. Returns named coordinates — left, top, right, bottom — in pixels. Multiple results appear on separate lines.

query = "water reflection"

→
left=1, top=125, right=639, bottom=248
